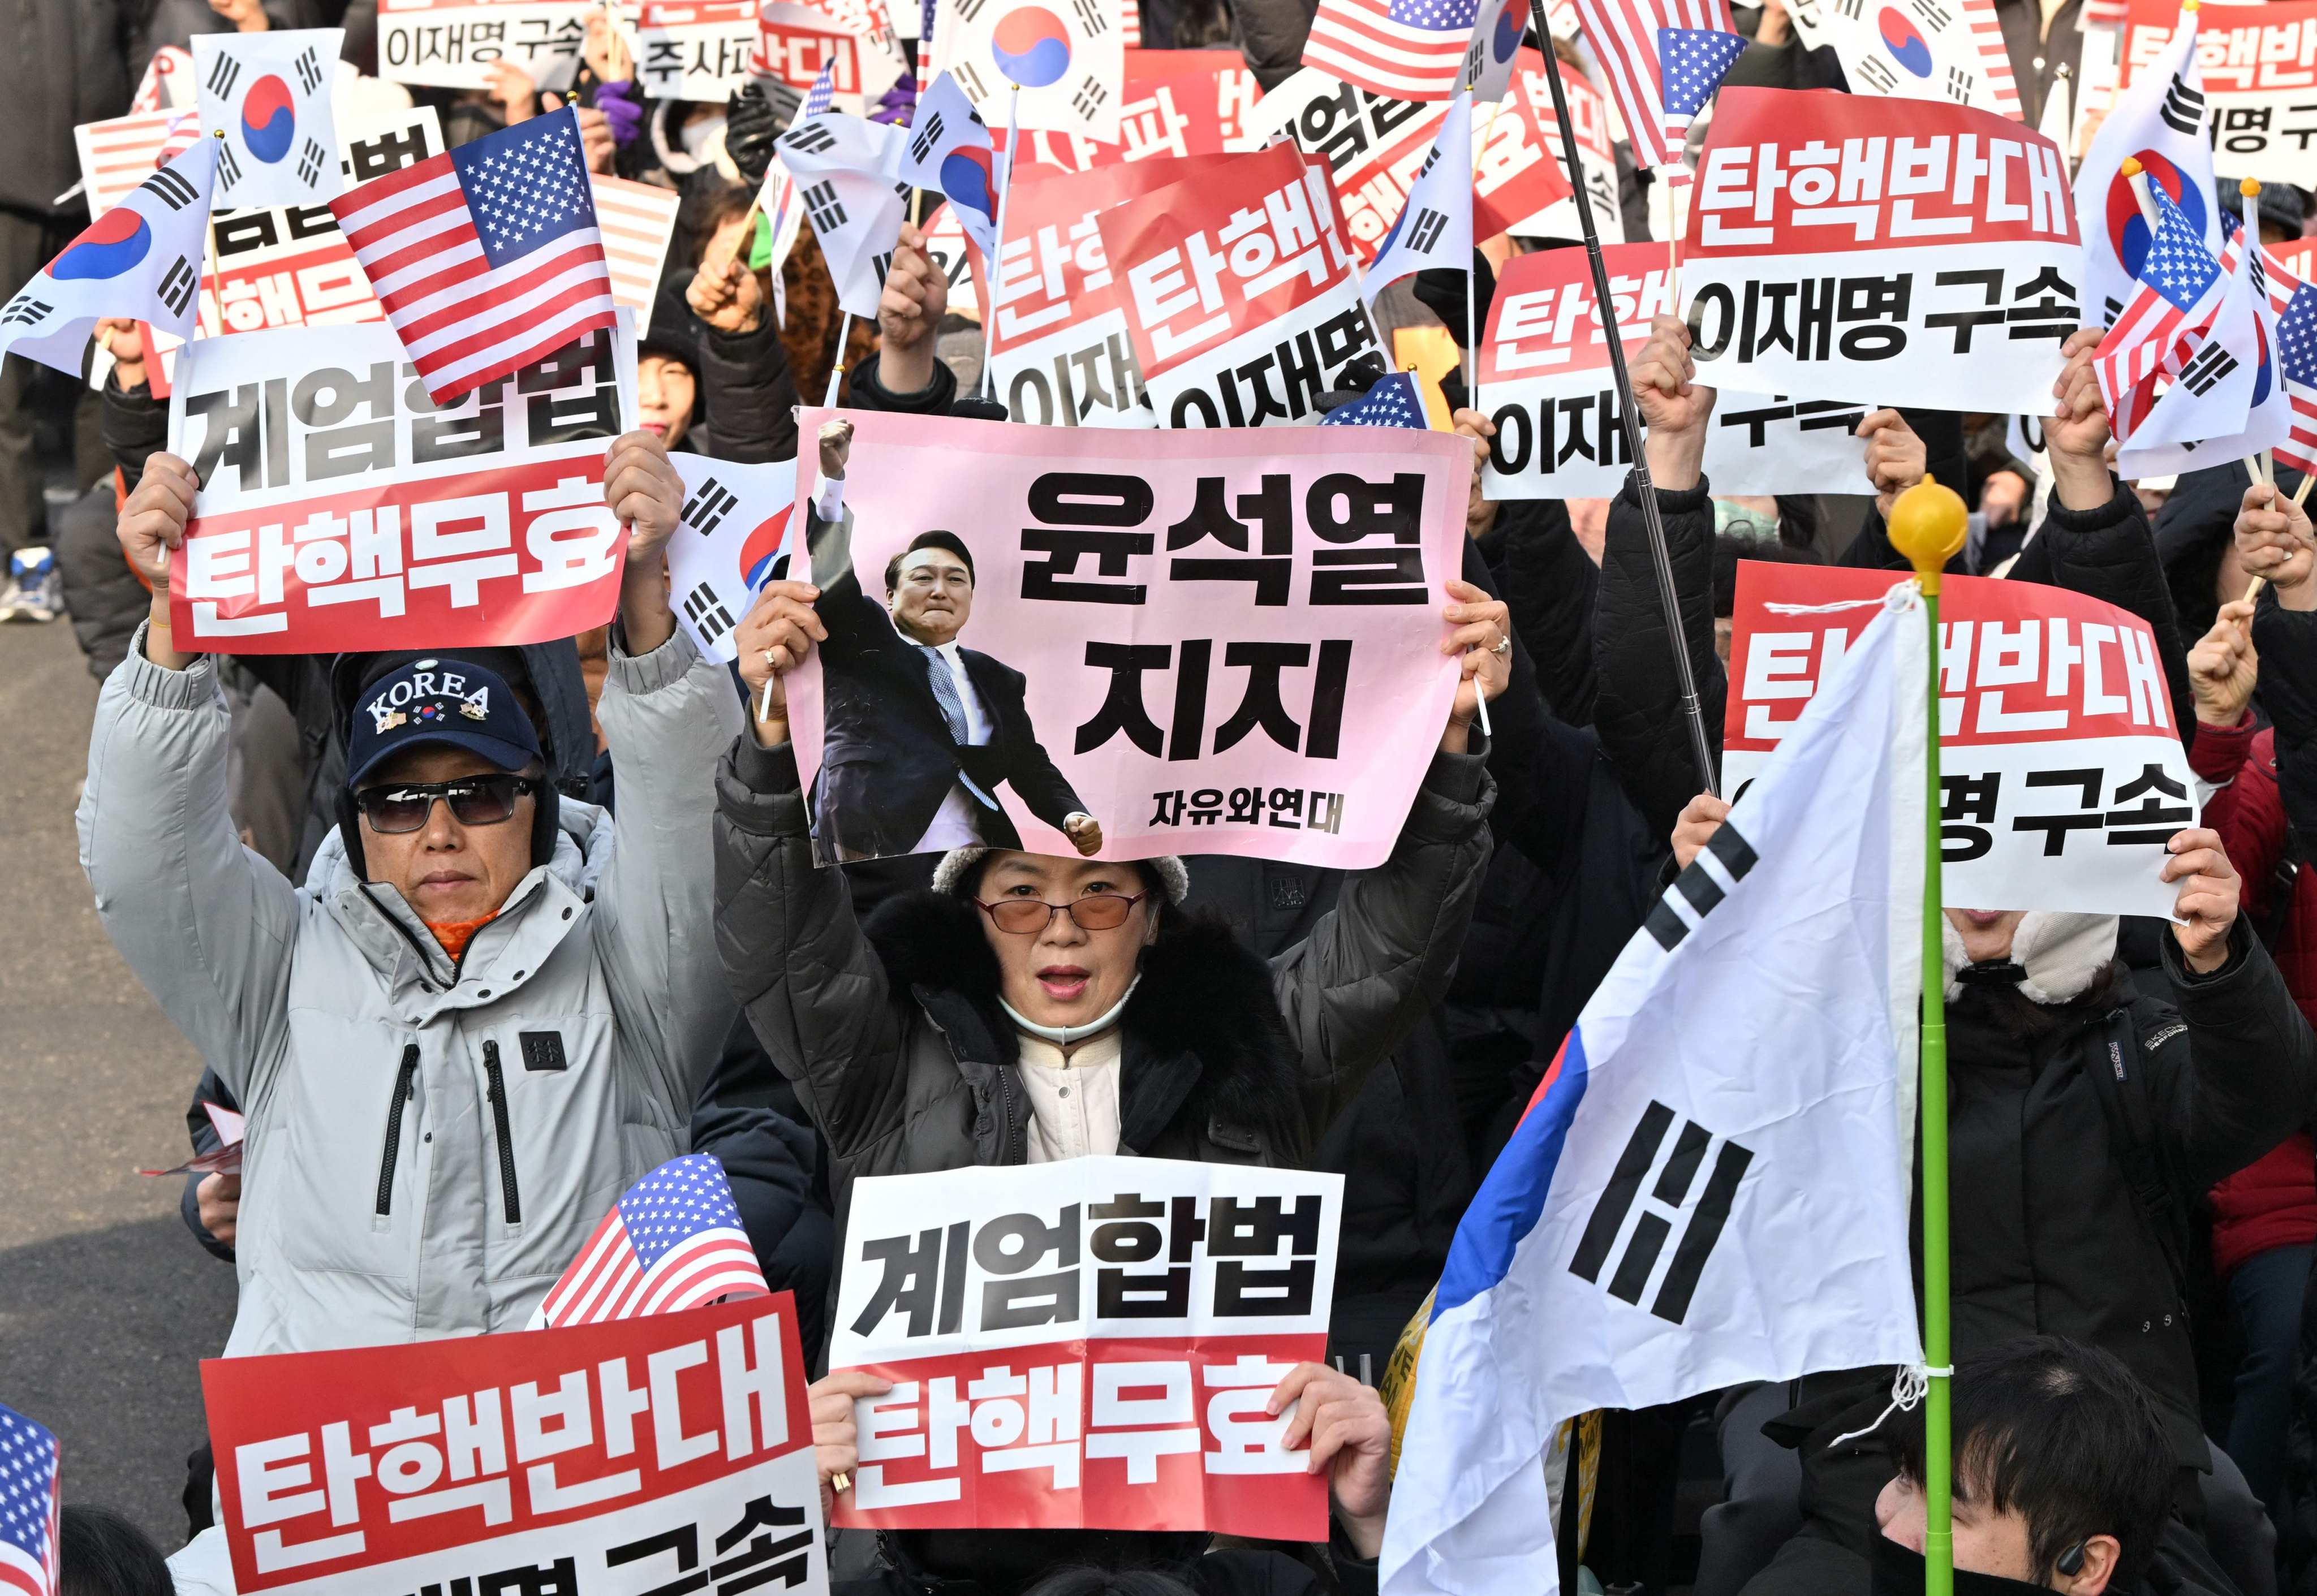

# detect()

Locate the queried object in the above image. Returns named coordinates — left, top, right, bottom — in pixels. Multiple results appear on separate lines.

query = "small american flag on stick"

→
left=0, top=1404, right=59, bottom=1596
left=329, top=106, right=618, bottom=404
left=1303, top=0, right=1483, bottom=102
left=1574, top=0, right=1735, bottom=169
left=533, top=1154, right=770, bottom=1328
left=72, top=109, right=201, bottom=218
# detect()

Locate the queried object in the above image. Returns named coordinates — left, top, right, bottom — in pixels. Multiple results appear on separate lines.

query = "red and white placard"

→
left=1727, top=564, right=2194, bottom=920
left=829, top=1157, right=1341, bottom=1536
left=165, top=316, right=639, bottom=653
left=2122, top=0, right=2317, bottom=184
left=1678, top=88, right=2081, bottom=415
left=204, top=1295, right=824, bottom=1596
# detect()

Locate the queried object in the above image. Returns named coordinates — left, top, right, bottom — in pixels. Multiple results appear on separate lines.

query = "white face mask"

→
left=679, top=110, right=726, bottom=158
left=1943, top=913, right=2120, bottom=1004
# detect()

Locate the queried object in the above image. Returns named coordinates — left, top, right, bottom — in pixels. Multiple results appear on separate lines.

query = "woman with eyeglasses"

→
left=712, top=567, right=1508, bottom=1262
left=77, top=429, right=745, bottom=1361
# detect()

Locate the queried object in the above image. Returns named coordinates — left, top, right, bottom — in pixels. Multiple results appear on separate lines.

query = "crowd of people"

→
left=7, top=2, right=2317, bottom=1596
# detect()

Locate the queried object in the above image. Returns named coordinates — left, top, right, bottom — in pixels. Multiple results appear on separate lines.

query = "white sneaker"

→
left=3, top=549, right=59, bottom=623
left=0, top=578, right=24, bottom=622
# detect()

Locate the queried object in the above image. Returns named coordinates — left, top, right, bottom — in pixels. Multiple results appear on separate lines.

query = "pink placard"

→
left=785, top=408, right=1470, bottom=870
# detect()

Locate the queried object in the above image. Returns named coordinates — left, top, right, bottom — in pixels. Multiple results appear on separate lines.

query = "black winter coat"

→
left=2, top=0, right=132, bottom=219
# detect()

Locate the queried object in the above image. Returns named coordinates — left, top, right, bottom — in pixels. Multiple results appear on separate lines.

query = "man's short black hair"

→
left=1890, top=1337, right=2175, bottom=1589
left=60, top=1506, right=173, bottom=1596
left=885, top=532, right=976, bottom=596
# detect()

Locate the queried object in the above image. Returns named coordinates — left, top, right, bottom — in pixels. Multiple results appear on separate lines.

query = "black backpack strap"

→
left=2083, top=1008, right=2193, bottom=1302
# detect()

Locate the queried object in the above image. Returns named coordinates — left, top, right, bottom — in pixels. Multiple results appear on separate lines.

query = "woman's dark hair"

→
left=59, top=1506, right=173, bottom=1596
left=1019, top=1568, right=1202, bottom=1596
left=673, top=174, right=757, bottom=275
left=1713, top=535, right=1824, bottom=618
left=1889, top=1337, right=2176, bottom=1590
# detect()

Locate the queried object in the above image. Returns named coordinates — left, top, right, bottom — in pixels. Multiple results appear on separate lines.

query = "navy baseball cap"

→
left=345, top=656, right=543, bottom=788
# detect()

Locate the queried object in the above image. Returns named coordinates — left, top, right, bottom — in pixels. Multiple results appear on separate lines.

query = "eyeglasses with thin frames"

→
left=972, top=889, right=1153, bottom=935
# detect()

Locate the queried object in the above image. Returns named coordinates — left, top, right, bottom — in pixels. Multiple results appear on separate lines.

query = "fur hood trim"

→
left=861, top=890, right=1306, bottom=1151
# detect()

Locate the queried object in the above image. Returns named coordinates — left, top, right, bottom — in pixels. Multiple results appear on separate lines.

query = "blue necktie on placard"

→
left=919, top=645, right=998, bottom=810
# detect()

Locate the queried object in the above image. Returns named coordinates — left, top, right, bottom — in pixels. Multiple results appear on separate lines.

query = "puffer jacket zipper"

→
left=376, top=1043, right=421, bottom=1217
left=483, top=1041, right=522, bottom=1223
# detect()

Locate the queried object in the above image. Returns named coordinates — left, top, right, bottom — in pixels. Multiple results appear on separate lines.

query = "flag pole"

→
left=1464, top=87, right=1482, bottom=402
left=1888, top=476, right=1969, bottom=1596
left=1521, top=0, right=1717, bottom=796
left=979, top=80, right=1023, bottom=402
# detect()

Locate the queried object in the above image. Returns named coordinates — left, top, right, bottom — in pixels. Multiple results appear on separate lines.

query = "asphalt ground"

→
left=0, top=614, right=237, bottom=1550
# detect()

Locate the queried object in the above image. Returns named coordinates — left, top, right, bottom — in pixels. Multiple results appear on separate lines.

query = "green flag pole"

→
left=1888, top=477, right=1967, bottom=1596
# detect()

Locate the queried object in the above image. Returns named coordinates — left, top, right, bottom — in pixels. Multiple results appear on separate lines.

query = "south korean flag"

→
left=774, top=110, right=908, bottom=320
left=927, top=0, right=1125, bottom=143
left=1365, top=91, right=1475, bottom=303
left=195, top=27, right=344, bottom=208
left=891, top=70, right=998, bottom=257
left=0, top=136, right=217, bottom=377
left=665, top=455, right=804, bottom=662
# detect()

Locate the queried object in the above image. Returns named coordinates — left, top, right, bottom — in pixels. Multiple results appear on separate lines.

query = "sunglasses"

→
left=973, top=889, right=1153, bottom=935
left=356, top=773, right=541, bottom=834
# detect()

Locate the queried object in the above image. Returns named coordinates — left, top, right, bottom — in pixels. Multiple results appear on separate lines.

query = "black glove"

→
left=725, top=82, right=781, bottom=189
left=1412, top=249, right=1500, bottom=349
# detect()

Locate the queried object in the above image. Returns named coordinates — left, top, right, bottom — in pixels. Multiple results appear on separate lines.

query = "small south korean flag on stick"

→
left=0, top=136, right=217, bottom=377
left=928, top=0, right=1125, bottom=143
left=195, top=27, right=344, bottom=208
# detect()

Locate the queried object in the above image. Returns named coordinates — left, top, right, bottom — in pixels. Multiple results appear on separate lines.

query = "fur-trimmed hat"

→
left=930, top=846, right=1189, bottom=904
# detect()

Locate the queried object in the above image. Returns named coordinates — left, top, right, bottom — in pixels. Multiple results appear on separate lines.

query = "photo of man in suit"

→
left=800, top=422, right=1102, bottom=862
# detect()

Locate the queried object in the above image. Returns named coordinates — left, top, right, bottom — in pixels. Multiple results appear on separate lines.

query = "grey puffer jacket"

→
left=712, top=734, right=1495, bottom=1224
left=79, top=624, right=742, bottom=1357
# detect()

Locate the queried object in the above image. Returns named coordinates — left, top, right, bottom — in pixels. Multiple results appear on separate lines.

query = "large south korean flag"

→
left=928, top=0, right=1126, bottom=142
left=195, top=28, right=346, bottom=208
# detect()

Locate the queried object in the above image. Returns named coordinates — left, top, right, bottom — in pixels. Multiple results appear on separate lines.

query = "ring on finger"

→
left=1491, top=631, right=1511, bottom=658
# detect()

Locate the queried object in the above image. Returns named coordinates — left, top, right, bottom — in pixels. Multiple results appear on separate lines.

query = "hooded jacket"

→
left=78, top=625, right=742, bottom=1357
left=711, top=735, right=1495, bottom=1228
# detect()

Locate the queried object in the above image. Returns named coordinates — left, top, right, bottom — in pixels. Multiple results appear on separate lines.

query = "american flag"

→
left=1124, top=0, right=1142, bottom=46
left=329, top=107, right=617, bottom=405
left=0, top=1405, right=58, bottom=1596
left=2267, top=245, right=2317, bottom=473
left=1658, top=25, right=1746, bottom=132
left=71, top=109, right=200, bottom=218
left=534, top=1154, right=769, bottom=1328
left=803, top=59, right=838, bottom=119
left=1303, top=0, right=1484, bottom=102
left=2094, top=183, right=2228, bottom=416
left=591, top=174, right=682, bottom=334
left=1574, top=0, right=1734, bottom=169
left=1323, top=372, right=1430, bottom=427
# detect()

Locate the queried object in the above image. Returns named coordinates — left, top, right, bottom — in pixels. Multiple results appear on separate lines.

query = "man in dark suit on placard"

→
left=800, top=421, right=1101, bottom=862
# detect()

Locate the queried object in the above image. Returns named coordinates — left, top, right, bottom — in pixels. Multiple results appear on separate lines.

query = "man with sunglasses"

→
left=78, top=429, right=745, bottom=1360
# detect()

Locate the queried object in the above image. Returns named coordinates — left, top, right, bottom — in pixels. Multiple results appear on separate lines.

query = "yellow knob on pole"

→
left=1888, top=475, right=1969, bottom=596
left=2244, top=177, right=2264, bottom=197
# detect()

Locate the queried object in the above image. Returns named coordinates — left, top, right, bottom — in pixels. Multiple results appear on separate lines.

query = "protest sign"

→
left=1725, top=564, right=2194, bottom=920
left=786, top=406, right=1468, bottom=869
left=1508, top=51, right=1624, bottom=244
left=377, top=0, right=594, bottom=91
left=666, top=454, right=803, bottom=662
left=1790, top=0, right=2021, bottom=119
left=165, top=314, right=639, bottom=653
left=975, top=157, right=1220, bottom=428
left=202, top=1294, right=825, bottom=1596
left=2122, top=0, right=2317, bottom=185
left=594, top=175, right=684, bottom=336
left=929, top=0, right=1127, bottom=143
left=828, top=1157, right=1341, bottom=1536
left=632, top=0, right=761, bottom=101
left=1479, top=244, right=1871, bottom=498
left=1678, top=88, right=2081, bottom=415
left=139, top=109, right=446, bottom=397
left=799, top=0, right=900, bottom=59
left=996, top=49, right=1266, bottom=173
left=1098, top=142, right=1380, bottom=430
left=132, top=44, right=197, bottom=111
left=1246, top=66, right=1570, bottom=264
left=140, top=1103, right=245, bottom=1179
left=751, top=2, right=871, bottom=111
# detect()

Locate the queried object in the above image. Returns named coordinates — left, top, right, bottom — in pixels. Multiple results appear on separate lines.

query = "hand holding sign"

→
left=1631, top=316, right=1712, bottom=490
left=737, top=581, right=828, bottom=745
left=809, top=1367, right=892, bottom=1517
left=1271, top=1362, right=1390, bottom=1558
left=1856, top=410, right=1926, bottom=518
left=2162, top=828, right=2243, bottom=973
left=119, top=450, right=197, bottom=589
left=1440, top=580, right=1511, bottom=756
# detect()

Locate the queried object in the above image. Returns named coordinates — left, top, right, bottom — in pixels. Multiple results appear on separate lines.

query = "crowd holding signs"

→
left=5, top=1, right=2317, bottom=1595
